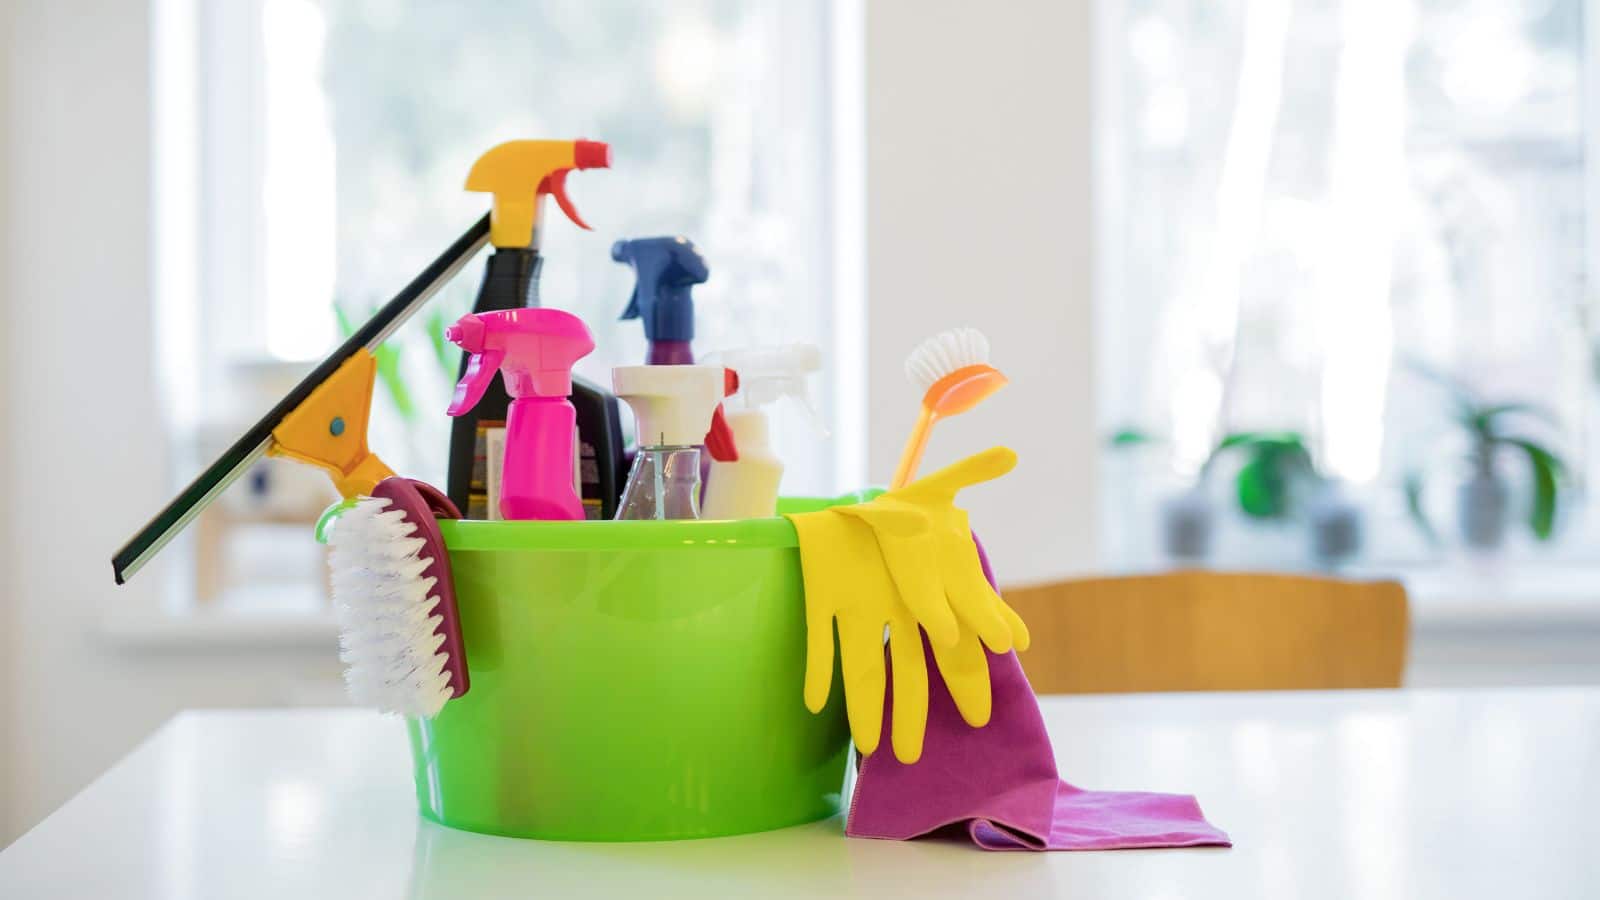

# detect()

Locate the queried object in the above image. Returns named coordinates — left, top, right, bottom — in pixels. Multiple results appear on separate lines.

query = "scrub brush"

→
left=891, top=328, right=1009, bottom=488
left=329, top=477, right=469, bottom=718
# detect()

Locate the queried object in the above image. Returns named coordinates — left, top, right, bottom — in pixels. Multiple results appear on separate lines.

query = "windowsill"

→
left=1361, top=562, right=1600, bottom=634
left=98, top=609, right=339, bottom=651
left=1409, top=591, right=1600, bottom=632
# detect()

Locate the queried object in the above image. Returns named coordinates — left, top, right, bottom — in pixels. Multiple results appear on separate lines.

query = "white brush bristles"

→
left=328, top=497, right=455, bottom=718
left=905, top=328, right=991, bottom=392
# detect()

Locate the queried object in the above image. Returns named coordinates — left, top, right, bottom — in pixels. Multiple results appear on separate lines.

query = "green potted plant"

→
left=1403, top=368, right=1567, bottom=551
left=1109, top=429, right=1340, bottom=562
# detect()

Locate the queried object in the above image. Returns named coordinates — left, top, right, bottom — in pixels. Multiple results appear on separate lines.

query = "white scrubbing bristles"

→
left=891, top=327, right=1007, bottom=489
left=328, top=497, right=455, bottom=718
left=905, top=327, right=991, bottom=391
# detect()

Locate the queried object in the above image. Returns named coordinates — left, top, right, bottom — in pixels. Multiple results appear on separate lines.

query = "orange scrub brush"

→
left=890, top=328, right=1008, bottom=488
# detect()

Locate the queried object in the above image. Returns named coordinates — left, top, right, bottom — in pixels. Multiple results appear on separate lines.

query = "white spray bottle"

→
left=701, top=345, right=826, bottom=519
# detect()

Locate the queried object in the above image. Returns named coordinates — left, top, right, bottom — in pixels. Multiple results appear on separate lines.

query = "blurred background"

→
left=2, top=0, right=1596, bottom=844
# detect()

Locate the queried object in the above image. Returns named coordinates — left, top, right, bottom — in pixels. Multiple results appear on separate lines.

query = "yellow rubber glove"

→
left=786, top=505, right=931, bottom=763
left=785, top=447, right=1030, bottom=762
left=834, top=446, right=1031, bottom=729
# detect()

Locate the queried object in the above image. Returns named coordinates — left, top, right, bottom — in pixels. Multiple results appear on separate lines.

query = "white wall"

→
left=1, top=0, right=341, bottom=845
left=0, top=0, right=15, bottom=843
left=863, top=1, right=1098, bottom=585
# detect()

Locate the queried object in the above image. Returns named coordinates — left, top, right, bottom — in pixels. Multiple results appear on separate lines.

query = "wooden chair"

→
left=1000, top=571, right=1409, bottom=693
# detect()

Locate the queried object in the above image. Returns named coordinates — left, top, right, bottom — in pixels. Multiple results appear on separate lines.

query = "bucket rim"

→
left=437, top=490, right=879, bottom=552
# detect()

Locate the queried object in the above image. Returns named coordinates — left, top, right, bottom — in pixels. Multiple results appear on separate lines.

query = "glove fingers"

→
left=942, top=534, right=1016, bottom=653
left=836, top=614, right=888, bottom=757
left=887, top=613, right=929, bottom=764
left=833, top=503, right=927, bottom=537
left=997, top=596, right=1031, bottom=652
left=787, top=513, right=843, bottom=713
left=930, top=627, right=993, bottom=728
left=876, top=533, right=960, bottom=648
left=894, top=446, right=1018, bottom=502
left=835, top=501, right=959, bottom=647
left=803, top=612, right=838, bottom=714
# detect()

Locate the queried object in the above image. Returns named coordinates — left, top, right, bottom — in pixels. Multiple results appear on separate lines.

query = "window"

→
left=155, top=0, right=849, bottom=609
left=1097, top=0, right=1591, bottom=571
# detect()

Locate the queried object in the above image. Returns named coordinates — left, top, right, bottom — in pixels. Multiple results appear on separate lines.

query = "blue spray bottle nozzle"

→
left=613, top=236, right=708, bottom=343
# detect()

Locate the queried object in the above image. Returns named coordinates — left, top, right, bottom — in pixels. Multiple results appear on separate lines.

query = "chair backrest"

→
left=1000, top=571, right=1409, bottom=693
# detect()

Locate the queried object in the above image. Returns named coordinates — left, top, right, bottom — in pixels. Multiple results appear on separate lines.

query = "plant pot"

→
left=1306, top=485, right=1363, bottom=569
left=1458, top=470, right=1510, bottom=551
left=1160, top=490, right=1214, bottom=562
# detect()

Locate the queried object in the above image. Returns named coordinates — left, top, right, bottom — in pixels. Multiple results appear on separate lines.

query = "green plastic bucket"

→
left=406, top=497, right=857, bottom=841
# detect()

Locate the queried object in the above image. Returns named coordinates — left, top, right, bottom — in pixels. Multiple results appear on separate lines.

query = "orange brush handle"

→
left=890, top=407, right=937, bottom=489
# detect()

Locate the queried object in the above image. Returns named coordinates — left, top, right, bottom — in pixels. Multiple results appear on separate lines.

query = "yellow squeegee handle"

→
left=266, top=350, right=396, bottom=498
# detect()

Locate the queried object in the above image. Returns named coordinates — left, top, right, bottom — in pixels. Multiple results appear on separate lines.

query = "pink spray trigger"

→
left=448, top=346, right=505, bottom=416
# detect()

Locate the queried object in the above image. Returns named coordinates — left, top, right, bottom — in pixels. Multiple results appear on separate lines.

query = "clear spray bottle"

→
left=612, top=365, right=728, bottom=520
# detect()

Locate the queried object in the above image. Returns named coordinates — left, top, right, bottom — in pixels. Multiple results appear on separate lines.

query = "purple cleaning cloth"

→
left=844, top=537, right=1231, bottom=851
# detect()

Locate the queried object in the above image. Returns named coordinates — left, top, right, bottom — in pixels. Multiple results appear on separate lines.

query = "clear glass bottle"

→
left=616, top=446, right=703, bottom=520
left=611, top=364, right=727, bottom=520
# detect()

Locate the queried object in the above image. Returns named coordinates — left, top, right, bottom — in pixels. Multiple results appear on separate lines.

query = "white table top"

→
left=3, top=687, right=1597, bottom=899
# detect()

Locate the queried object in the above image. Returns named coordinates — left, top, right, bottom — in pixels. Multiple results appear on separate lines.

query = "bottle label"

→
left=578, top=435, right=604, bottom=520
left=468, top=419, right=505, bottom=520
left=485, top=427, right=507, bottom=521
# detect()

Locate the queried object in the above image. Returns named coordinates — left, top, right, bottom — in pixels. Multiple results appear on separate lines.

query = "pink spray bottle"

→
left=446, top=308, right=595, bottom=521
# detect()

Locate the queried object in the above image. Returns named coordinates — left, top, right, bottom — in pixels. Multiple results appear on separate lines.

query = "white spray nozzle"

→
left=612, top=365, right=727, bottom=448
left=703, top=344, right=828, bottom=436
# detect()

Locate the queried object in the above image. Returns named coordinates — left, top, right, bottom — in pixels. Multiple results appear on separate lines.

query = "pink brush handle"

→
left=501, top=396, right=584, bottom=521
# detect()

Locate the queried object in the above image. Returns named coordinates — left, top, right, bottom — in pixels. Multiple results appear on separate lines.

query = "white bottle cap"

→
left=612, top=365, right=726, bottom=448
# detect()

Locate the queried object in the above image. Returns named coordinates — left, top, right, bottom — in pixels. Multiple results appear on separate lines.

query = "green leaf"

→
left=374, top=344, right=415, bottom=421
left=1475, top=402, right=1553, bottom=422
left=1204, top=431, right=1311, bottom=485
left=336, top=298, right=421, bottom=421
left=1403, top=470, right=1438, bottom=545
left=1503, top=437, right=1564, bottom=541
left=334, top=303, right=356, bottom=340
left=1233, top=439, right=1314, bottom=520
left=1470, top=403, right=1556, bottom=437
left=1216, top=430, right=1307, bottom=452
left=1217, top=430, right=1272, bottom=449
left=1214, top=432, right=1260, bottom=452
left=424, top=308, right=458, bottom=375
left=1235, top=456, right=1278, bottom=518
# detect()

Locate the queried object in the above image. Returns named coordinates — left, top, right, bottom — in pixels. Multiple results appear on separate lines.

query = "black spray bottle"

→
left=446, top=139, right=625, bottom=518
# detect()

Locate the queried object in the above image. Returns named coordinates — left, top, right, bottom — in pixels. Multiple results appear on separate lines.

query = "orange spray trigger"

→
left=705, top=367, right=741, bottom=462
